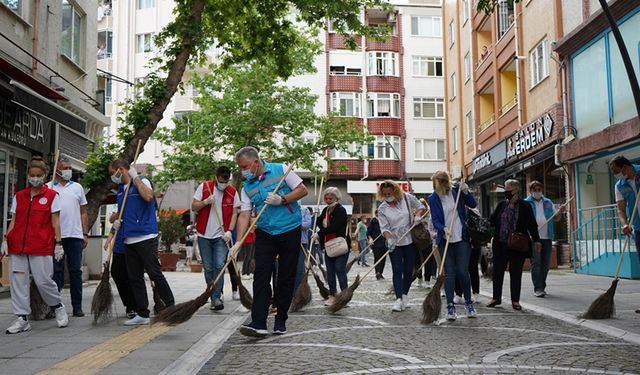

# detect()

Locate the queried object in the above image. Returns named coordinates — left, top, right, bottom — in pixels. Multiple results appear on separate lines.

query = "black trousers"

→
left=228, top=260, right=238, bottom=292
left=492, top=241, right=526, bottom=303
left=372, top=246, right=387, bottom=275
left=111, top=252, right=135, bottom=313
left=455, top=244, right=481, bottom=295
left=125, top=237, right=175, bottom=318
left=252, top=226, right=301, bottom=326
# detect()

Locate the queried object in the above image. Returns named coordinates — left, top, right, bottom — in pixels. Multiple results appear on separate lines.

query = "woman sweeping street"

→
left=315, top=187, right=350, bottom=307
left=488, top=179, right=541, bottom=311
left=377, top=180, right=425, bottom=312
left=2, top=156, right=69, bottom=334
left=428, top=171, right=478, bottom=320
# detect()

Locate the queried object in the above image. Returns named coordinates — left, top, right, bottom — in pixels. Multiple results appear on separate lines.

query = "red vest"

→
left=7, top=185, right=58, bottom=256
left=195, top=181, right=236, bottom=234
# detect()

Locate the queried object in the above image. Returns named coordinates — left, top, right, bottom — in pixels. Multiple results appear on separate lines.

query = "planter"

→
left=189, top=263, right=203, bottom=273
left=159, top=252, right=180, bottom=272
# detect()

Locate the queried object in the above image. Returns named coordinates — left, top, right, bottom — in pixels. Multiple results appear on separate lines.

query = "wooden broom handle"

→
left=614, top=188, right=640, bottom=278
left=305, top=176, right=324, bottom=270
left=537, top=196, right=575, bottom=230
left=438, top=178, right=466, bottom=275
left=50, top=149, right=60, bottom=186
left=415, top=245, right=437, bottom=274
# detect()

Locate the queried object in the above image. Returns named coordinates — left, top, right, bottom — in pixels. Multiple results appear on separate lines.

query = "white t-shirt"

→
left=194, top=183, right=241, bottom=239
left=124, top=178, right=158, bottom=245
left=239, top=169, right=304, bottom=212
left=534, top=199, right=549, bottom=240
left=378, top=194, right=423, bottom=247
left=615, top=179, right=638, bottom=202
left=439, top=192, right=463, bottom=243
left=48, top=181, right=87, bottom=239
left=11, top=193, right=61, bottom=214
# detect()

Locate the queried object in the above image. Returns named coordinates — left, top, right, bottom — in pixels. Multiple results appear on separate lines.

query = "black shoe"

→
left=376, top=273, right=382, bottom=280
left=273, top=318, right=287, bottom=335
left=636, top=308, right=640, bottom=314
left=126, top=310, right=136, bottom=319
left=240, top=322, right=268, bottom=338
left=487, top=299, right=502, bottom=308
left=73, top=310, right=85, bottom=317
left=512, top=302, right=522, bottom=311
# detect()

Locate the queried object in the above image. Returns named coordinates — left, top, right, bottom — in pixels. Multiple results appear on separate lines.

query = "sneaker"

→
left=273, top=319, right=287, bottom=335
left=425, top=280, right=432, bottom=289
left=636, top=308, right=640, bottom=314
left=534, top=290, right=546, bottom=298
left=55, top=304, right=69, bottom=328
left=240, top=322, right=268, bottom=338
left=232, top=291, right=240, bottom=301
left=392, top=298, right=403, bottom=312
left=453, top=295, right=464, bottom=305
left=124, top=314, right=150, bottom=326
left=210, top=299, right=224, bottom=311
left=242, top=275, right=252, bottom=280
left=402, top=294, right=410, bottom=310
left=73, top=309, right=85, bottom=317
left=324, top=296, right=335, bottom=306
left=417, top=278, right=424, bottom=287
left=6, top=317, right=31, bottom=334
left=446, top=303, right=457, bottom=321
left=376, top=273, right=382, bottom=280
left=466, top=302, right=477, bottom=318
left=472, top=293, right=480, bottom=303
left=126, top=309, right=136, bottom=319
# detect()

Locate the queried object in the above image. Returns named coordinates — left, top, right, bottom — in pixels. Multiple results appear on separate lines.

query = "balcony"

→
left=498, top=96, right=518, bottom=133
left=367, top=118, right=402, bottom=136
left=97, top=13, right=113, bottom=31
left=366, top=76, right=402, bottom=93
left=366, top=36, right=401, bottom=52
left=329, top=160, right=364, bottom=179
left=368, top=160, right=402, bottom=179
left=328, top=75, right=362, bottom=92
left=327, top=33, right=363, bottom=50
left=97, top=57, right=113, bottom=72
left=496, top=27, right=515, bottom=69
left=478, top=113, right=495, bottom=134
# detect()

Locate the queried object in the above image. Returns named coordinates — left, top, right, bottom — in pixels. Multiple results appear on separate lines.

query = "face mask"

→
left=60, top=170, right=72, bottom=181
left=242, top=161, right=257, bottom=181
left=111, top=171, right=122, bottom=185
left=614, top=173, right=626, bottom=181
left=532, top=192, right=543, bottom=200
left=384, top=196, right=395, bottom=203
left=327, top=201, right=337, bottom=207
left=216, top=182, right=228, bottom=191
left=504, top=191, right=514, bottom=201
left=28, top=176, right=44, bottom=187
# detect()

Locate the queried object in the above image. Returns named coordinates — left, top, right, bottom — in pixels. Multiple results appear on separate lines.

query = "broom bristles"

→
left=91, top=263, right=114, bottom=324
left=422, top=275, right=444, bottom=324
left=238, top=282, right=253, bottom=310
left=345, top=257, right=358, bottom=274
left=153, top=285, right=212, bottom=326
left=29, top=279, right=50, bottom=321
left=290, top=273, right=312, bottom=312
left=312, top=269, right=330, bottom=300
left=327, top=275, right=360, bottom=314
left=581, top=278, right=618, bottom=319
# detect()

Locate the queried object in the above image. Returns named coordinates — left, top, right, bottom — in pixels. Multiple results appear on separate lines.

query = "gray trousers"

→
left=10, top=254, right=62, bottom=316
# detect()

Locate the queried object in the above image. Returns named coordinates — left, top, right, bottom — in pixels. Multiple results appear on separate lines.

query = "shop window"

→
left=367, top=93, right=400, bottom=118
left=61, top=0, right=84, bottom=66
left=572, top=38, right=608, bottom=138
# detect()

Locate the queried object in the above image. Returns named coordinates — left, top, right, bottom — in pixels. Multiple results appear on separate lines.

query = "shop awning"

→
left=0, top=57, right=67, bottom=101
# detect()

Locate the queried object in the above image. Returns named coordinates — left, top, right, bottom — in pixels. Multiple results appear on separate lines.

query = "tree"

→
left=157, top=209, right=184, bottom=252
left=81, top=0, right=392, bottom=228
left=156, top=33, right=372, bottom=187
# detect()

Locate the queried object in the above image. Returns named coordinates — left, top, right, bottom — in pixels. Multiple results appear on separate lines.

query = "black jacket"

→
left=317, top=204, right=351, bottom=251
left=366, top=218, right=386, bottom=249
left=490, top=198, right=541, bottom=257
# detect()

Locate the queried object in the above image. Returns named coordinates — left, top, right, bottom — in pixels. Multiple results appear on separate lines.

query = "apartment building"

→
left=555, top=0, right=640, bottom=278
left=0, top=0, right=107, bottom=236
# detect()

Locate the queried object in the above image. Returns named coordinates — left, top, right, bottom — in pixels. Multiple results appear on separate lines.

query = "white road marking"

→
left=482, top=341, right=636, bottom=364
left=325, top=364, right=636, bottom=375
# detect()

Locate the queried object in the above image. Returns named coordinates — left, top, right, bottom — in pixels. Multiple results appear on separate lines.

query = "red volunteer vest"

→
left=195, top=181, right=236, bottom=234
left=7, top=185, right=58, bottom=256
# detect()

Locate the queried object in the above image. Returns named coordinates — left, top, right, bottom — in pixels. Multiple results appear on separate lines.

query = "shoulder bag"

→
left=324, top=209, right=350, bottom=258
left=405, top=195, right=432, bottom=251
left=506, top=202, right=529, bottom=252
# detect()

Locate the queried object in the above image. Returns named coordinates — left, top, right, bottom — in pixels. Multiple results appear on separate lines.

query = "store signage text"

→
left=507, top=113, right=554, bottom=159
left=375, top=181, right=410, bottom=192
left=472, top=140, right=507, bottom=175
left=0, top=98, right=47, bottom=148
left=473, top=153, right=491, bottom=173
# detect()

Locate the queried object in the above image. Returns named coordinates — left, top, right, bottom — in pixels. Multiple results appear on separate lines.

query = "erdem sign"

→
left=507, top=113, right=554, bottom=159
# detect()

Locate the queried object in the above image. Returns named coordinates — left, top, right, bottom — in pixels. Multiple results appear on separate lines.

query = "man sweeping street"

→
left=231, top=146, right=308, bottom=337
left=609, top=155, right=640, bottom=313
left=109, top=159, right=175, bottom=325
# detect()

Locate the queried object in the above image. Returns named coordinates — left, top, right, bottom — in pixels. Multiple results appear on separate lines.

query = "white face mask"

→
left=384, top=196, right=395, bottom=203
left=28, top=176, right=44, bottom=187
left=216, top=182, right=228, bottom=191
left=614, top=173, right=626, bottom=181
left=60, top=169, right=72, bottom=181
left=532, top=192, right=543, bottom=200
left=327, top=201, right=337, bottom=207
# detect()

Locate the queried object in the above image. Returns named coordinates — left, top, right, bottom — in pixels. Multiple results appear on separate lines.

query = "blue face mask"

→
left=242, top=161, right=257, bottom=181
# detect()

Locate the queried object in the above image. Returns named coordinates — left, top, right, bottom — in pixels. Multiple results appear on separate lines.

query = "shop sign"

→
left=507, top=113, right=554, bottom=159
left=0, top=96, right=50, bottom=154
left=472, top=140, right=506, bottom=175
left=347, top=180, right=434, bottom=194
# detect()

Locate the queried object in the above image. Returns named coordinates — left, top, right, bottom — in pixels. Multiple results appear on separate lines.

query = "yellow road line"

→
left=37, top=324, right=171, bottom=375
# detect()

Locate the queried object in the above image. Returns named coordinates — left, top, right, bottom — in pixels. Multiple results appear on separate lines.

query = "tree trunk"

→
left=85, top=0, right=206, bottom=229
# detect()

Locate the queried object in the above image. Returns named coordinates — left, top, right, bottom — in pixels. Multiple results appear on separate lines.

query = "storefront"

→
left=469, top=139, right=507, bottom=217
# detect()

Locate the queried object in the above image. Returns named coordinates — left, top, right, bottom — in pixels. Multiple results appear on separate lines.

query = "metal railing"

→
left=499, top=95, right=517, bottom=116
left=478, top=113, right=495, bottom=133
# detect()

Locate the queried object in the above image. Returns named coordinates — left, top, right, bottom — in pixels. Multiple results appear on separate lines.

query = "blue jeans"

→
left=325, top=251, right=348, bottom=295
left=311, top=241, right=323, bottom=266
left=389, top=243, right=416, bottom=298
left=635, top=231, right=640, bottom=264
left=358, top=239, right=369, bottom=264
left=53, top=237, right=84, bottom=311
left=531, top=239, right=553, bottom=292
left=198, top=236, right=228, bottom=302
left=440, top=241, right=472, bottom=304
left=294, top=243, right=307, bottom=289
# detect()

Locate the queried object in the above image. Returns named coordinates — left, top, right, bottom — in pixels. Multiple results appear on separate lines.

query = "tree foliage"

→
left=158, top=209, right=185, bottom=252
left=475, top=0, right=519, bottom=14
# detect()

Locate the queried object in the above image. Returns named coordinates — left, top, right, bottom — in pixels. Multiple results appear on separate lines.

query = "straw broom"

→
left=411, top=246, right=437, bottom=283
left=582, top=189, right=640, bottom=319
left=91, top=141, right=143, bottom=324
left=422, top=179, right=465, bottom=324
left=328, top=209, right=431, bottom=314
left=300, top=245, right=330, bottom=300
left=345, top=233, right=383, bottom=274
left=28, top=150, right=61, bottom=320
left=153, top=163, right=294, bottom=326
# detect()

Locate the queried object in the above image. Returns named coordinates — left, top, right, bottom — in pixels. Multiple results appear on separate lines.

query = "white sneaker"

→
left=242, top=275, right=252, bottom=280
left=534, top=290, right=546, bottom=298
left=124, top=314, right=150, bottom=326
left=232, top=291, right=240, bottom=301
left=392, top=298, right=403, bottom=312
left=446, top=303, right=457, bottom=321
left=472, top=293, right=480, bottom=303
left=425, top=280, right=432, bottom=289
left=55, top=304, right=69, bottom=328
left=6, top=317, right=31, bottom=334
left=453, top=295, right=464, bottom=305
left=417, top=278, right=424, bottom=287
left=402, top=294, right=410, bottom=310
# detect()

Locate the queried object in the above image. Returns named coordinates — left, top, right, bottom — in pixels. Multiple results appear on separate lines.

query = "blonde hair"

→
left=376, top=180, right=404, bottom=202
left=432, top=170, right=451, bottom=196
left=28, top=156, right=49, bottom=176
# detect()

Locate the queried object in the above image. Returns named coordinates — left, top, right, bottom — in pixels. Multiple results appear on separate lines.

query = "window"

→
left=414, top=139, right=445, bottom=160
left=105, top=77, right=112, bottom=102
left=413, top=97, right=444, bottom=118
left=367, top=93, right=400, bottom=118
left=374, top=136, right=400, bottom=160
left=137, top=0, right=155, bottom=9
left=530, top=40, right=548, bottom=87
left=61, top=0, right=83, bottom=65
left=368, top=52, right=398, bottom=76
left=134, top=77, right=149, bottom=97
left=465, top=112, right=473, bottom=141
left=452, top=126, right=459, bottom=153
left=97, top=30, right=113, bottom=59
left=412, top=56, right=443, bottom=77
left=331, top=142, right=360, bottom=159
left=411, top=16, right=442, bottom=37
left=497, top=0, right=515, bottom=39
left=449, top=20, right=455, bottom=48
left=330, top=92, right=362, bottom=117
left=2, top=0, right=21, bottom=15
left=464, top=52, right=471, bottom=82
left=136, top=33, right=153, bottom=53
left=450, top=73, right=457, bottom=99
left=462, top=0, right=470, bottom=24
left=329, top=66, right=361, bottom=76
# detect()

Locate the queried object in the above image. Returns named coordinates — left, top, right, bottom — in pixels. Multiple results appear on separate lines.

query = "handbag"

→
left=324, top=210, right=350, bottom=258
left=507, top=232, right=529, bottom=252
left=405, top=195, right=432, bottom=252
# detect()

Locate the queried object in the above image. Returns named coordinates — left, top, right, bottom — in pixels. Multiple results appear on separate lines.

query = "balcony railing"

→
left=474, top=48, right=493, bottom=70
left=499, top=95, right=517, bottom=116
left=478, top=113, right=495, bottom=133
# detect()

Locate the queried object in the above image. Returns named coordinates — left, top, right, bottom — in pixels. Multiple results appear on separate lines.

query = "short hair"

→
left=323, top=186, right=342, bottom=201
left=57, top=155, right=71, bottom=167
left=376, top=180, right=404, bottom=202
left=216, top=166, right=231, bottom=179
left=28, top=156, right=49, bottom=175
left=529, top=180, right=543, bottom=190
left=505, top=179, right=521, bottom=191
left=235, top=146, right=260, bottom=163
left=609, top=155, right=632, bottom=169
left=110, top=158, right=130, bottom=170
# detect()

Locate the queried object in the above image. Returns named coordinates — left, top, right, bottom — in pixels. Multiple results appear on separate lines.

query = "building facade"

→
left=555, top=0, right=640, bottom=278
left=0, top=0, right=107, bottom=238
